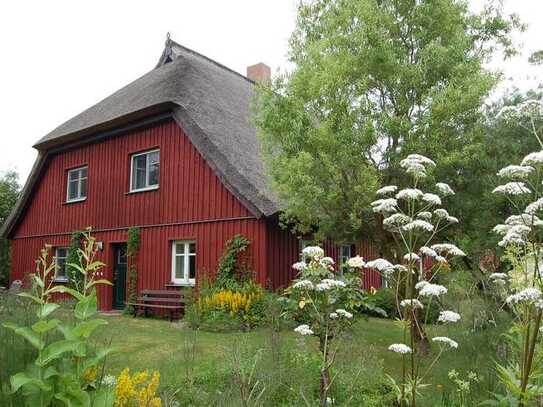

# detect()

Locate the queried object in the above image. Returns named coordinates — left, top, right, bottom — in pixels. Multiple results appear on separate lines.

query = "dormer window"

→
left=130, top=149, right=160, bottom=192
left=66, top=166, right=87, bottom=203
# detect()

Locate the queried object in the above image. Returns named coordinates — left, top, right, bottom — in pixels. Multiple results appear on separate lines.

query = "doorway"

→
left=112, top=244, right=128, bottom=310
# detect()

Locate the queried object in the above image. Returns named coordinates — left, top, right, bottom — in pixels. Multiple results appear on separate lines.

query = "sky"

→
left=0, top=0, right=541, bottom=184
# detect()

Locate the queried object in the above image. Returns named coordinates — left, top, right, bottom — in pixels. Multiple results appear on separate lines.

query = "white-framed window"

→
left=66, top=166, right=87, bottom=202
left=339, top=245, right=352, bottom=266
left=54, top=247, right=69, bottom=282
left=130, top=149, right=160, bottom=192
left=171, top=241, right=196, bottom=285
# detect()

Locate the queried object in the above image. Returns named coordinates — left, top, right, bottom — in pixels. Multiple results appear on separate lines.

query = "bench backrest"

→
left=141, top=289, right=183, bottom=298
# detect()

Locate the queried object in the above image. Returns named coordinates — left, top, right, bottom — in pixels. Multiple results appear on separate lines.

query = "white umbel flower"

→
left=418, top=283, right=448, bottom=297
left=422, top=193, right=442, bottom=206
left=316, top=279, right=346, bottom=291
left=497, top=165, right=535, bottom=179
left=436, top=182, right=455, bottom=196
left=292, top=262, right=307, bottom=271
left=505, top=214, right=543, bottom=227
left=371, top=198, right=399, bottom=214
left=431, top=243, right=466, bottom=257
left=347, top=255, right=365, bottom=269
left=388, top=344, right=413, bottom=354
left=396, top=188, right=424, bottom=200
left=489, top=273, right=508, bottom=281
left=404, top=154, right=436, bottom=167
left=376, top=185, right=398, bottom=196
left=403, top=252, right=420, bottom=262
left=417, top=211, right=433, bottom=220
left=434, top=209, right=450, bottom=219
left=336, top=309, right=353, bottom=319
left=526, top=198, right=543, bottom=215
left=292, top=279, right=314, bottom=290
left=419, top=246, right=438, bottom=258
left=366, top=258, right=395, bottom=273
left=400, top=299, right=424, bottom=309
left=438, top=310, right=461, bottom=323
left=329, top=312, right=338, bottom=319
left=294, top=324, right=314, bottom=336
left=383, top=213, right=410, bottom=229
left=506, top=288, right=542, bottom=304
left=521, top=151, right=543, bottom=167
left=402, top=220, right=434, bottom=233
left=320, top=257, right=335, bottom=266
left=493, top=182, right=531, bottom=195
left=302, top=246, right=324, bottom=259
left=432, top=336, right=458, bottom=349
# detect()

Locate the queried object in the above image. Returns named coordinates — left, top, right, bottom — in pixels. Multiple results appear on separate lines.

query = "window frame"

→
left=129, top=149, right=160, bottom=193
left=54, top=247, right=69, bottom=282
left=339, top=245, right=352, bottom=266
left=66, top=166, right=88, bottom=203
left=171, top=241, right=196, bottom=286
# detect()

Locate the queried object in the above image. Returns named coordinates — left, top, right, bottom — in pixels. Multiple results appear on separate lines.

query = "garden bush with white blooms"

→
left=284, top=246, right=371, bottom=406
left=486, top=98, right=543, bottom=407
left=368, top=153, right=465, bottom=407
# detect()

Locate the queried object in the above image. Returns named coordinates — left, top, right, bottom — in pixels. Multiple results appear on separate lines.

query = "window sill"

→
left=64, top=198, right=86, bottom=205
left=53, top=278, right=69, bottom=284
left=126, top=186, right=159, bottom=195
left=166, top=282, right=195, bottom=288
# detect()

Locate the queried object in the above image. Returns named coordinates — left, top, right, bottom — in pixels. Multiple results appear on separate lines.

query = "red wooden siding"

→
left=13, top=120, right=252, bottom=238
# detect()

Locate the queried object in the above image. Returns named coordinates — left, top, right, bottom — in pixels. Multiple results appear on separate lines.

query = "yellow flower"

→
left=82, top=366, right=98, bottom=383
left=114, top=368, right=162, bottom=407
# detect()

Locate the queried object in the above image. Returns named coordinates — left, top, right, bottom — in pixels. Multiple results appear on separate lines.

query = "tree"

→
left=255, top=0, right=521, bottom=246
left=0, top=170, right=21, bottom=287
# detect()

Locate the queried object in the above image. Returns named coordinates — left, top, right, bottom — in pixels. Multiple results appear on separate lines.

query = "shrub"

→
left=365, top=288, right=398, bottom=319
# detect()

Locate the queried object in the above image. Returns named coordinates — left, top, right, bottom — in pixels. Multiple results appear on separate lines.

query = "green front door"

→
left=112, top=244, right=127, bottom=309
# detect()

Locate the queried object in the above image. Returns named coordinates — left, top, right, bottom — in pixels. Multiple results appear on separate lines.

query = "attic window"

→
left=130, top=149, right=160, bottom=192
left=66, top=166, right=87, bottom=203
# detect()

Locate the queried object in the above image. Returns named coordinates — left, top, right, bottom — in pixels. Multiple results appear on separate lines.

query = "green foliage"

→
left=66, top=231, right=84, bottom=291
left=255, top=0, right=521, bottom=243
left=1, top=229, right=113, bottom=406
left=365, top=288, right=397, bottom=319
left=125, top=227, right=140, bottom=313
left=215, top=234, right=251, bottom=289
left=0, top=170, right=20, bottom=287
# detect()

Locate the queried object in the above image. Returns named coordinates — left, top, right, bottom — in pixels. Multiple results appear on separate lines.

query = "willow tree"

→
left=255, top=0, right=521, bottom=247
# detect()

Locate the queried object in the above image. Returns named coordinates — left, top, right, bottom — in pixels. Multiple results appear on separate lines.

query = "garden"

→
left=2, top=0, right=543, bottom=406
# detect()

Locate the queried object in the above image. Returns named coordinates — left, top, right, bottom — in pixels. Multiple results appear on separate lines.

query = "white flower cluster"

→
left=302, top=246, right=324, bottom=259
left=376, top=185, right=398, bottom=196
left=366, top=258, right=395, bottom=273
left=316, top=279, right=346, bottom=291
left=489, top=273, right=508, bottom=286
left=400, top=299, right=424, bottom=309
left=292, top=279, right=314, bottom=290
left=422, top=193, right=442, bottom=206
left=436, top=182, right=455, bottom=196
left=400, top=154, right=436, bottom=178
left=347, top=255, right=365, bottom=269
left=383, top=213, right=410, bottom=229
left=292, top=261, right=307, bottom=271
left=102, top=375, right=116, bottom=387
left=497, top=165, right=534, bottom=179
left=526, top=198, right=543, bottom=215
left=320, top=257, right=335, bottom=266
left=417, top=282, right=448, bottom=297
left=432, top=336, right=458, bottom=349
left=371, top=198, right=398, bottom=214
left=294, top=324, right=314, bottom=336
left=431, top=243, right=466, bottom=257
left=506, top=288, right=542, bottom=305
left=493, top=182, right=531, bottom=195
left=506, top=214, right=543, bottom=227
left=433, top=209, right=459, bottom=224
left=388, top=343, right=412, bottom=354
left=419, top=246, right=438, bottom=258
left=522, top=151, right=543, bottom=167
left=417, top=211, right=433, bottom=220
left=335, top=308, right=353, bottom=319
left=396, top=188, right=424, bottom=201
left=438, top=310, right=461, bottom=323
left=403, top=252, right=420, bottom=262
left=498, top=224, right=531, bottom=247
left=402, top=219, right=434, bottom=233
left=498, top=100, right=543, bottom=122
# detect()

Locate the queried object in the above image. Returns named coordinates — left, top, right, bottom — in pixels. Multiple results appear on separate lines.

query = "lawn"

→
left=91, top=313, right=505, bottom=405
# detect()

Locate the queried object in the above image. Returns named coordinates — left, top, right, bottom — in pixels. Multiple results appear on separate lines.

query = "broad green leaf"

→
left=72, top=319, right=108, bottom=339
left=38, top=340, right=81, bottom=366
left=88, top=279, right=113, bottom=288
left=32, top=319, right=61, bottom=334
left=48, top=285, right=85, bottom=301
left=37, top=303, right=60, bottom=319
left=10, top=372, right=51, bottom=393
left=17, top=292, right=44, bottom=305
left=75, top=295, right=98, bottom=320
left=3, top=323, right=44, bottom=350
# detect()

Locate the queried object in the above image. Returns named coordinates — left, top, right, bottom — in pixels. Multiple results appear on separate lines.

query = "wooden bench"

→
left=125, top=289, right=185, bottom=321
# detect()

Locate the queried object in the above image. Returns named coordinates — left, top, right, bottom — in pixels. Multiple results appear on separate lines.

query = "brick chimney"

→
left=247, top=63, right=271, bottom=83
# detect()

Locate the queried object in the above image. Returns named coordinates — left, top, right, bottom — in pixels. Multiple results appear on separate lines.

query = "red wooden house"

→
left=1, top=39, right=382, bottom=310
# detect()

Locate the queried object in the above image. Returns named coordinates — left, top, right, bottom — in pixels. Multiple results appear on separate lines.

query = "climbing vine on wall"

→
left=215, top=235, right=251, bottom=289
left=126, top=227, right=141, bottom=312
left=66, top=231, right=84, bottom=291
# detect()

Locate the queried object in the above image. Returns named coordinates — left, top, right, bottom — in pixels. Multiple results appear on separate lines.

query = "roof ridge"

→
left=165, top=40, right=257, bottom=85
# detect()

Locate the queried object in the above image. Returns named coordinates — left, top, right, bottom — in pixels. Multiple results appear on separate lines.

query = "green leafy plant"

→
left=2, top=228, right=113, bottom=406
left=125, top=227, right=140, bottom=314
left=215, top=235, right=251, bottom=289
left=66, top=231, right=84, bottom=291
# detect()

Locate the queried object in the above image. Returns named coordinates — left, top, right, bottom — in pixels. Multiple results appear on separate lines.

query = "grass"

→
left=90, top=313, right=506, bottom=405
